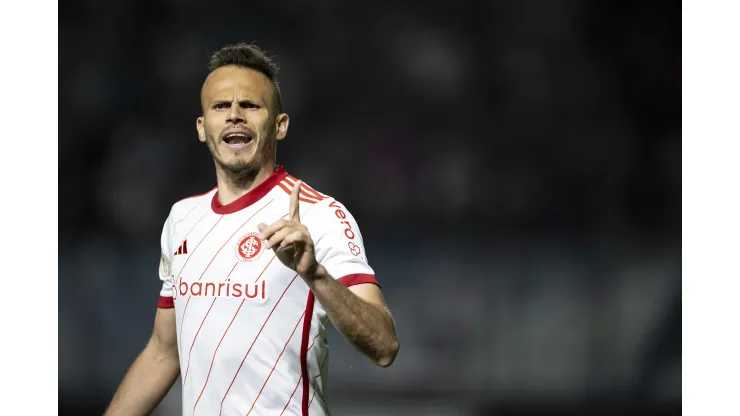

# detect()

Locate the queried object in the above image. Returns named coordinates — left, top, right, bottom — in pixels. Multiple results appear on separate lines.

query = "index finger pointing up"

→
left=290, top=180, right=302, bottom=223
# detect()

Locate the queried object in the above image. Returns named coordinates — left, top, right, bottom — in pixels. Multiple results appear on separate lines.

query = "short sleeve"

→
left=310, top=199, right=380, bottom=288
left=157, top=213, right=175, bottom=308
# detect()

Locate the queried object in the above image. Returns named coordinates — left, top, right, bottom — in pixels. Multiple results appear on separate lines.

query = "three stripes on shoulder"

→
left=277, top=176, right=328, bottom=205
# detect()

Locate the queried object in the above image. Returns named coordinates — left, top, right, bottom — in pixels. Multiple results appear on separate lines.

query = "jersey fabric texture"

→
left=156, top=166, right=379, bottom=416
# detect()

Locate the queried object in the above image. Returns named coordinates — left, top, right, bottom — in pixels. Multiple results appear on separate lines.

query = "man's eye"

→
left=214, top=103, right=229, bottom=110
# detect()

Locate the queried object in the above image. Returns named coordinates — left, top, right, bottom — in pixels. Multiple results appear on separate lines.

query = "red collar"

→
left=211, top=166, right=288, bottom=214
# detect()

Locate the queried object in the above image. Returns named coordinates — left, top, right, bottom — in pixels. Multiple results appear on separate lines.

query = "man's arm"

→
left=307, top=267, right=399, bottom=367
left=104, top=307, right=180, bottom=416
left=259, top=180, right=399, bottom=368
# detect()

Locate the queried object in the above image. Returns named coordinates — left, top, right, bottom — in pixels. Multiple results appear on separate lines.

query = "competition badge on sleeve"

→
left=159, top=252, right=172, bottom=277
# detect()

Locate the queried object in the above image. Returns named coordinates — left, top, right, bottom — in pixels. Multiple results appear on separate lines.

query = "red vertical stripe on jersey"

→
left=175, top=215, right=225, bottom=345
left=280, top=375, right=302, bottom=416
left=182, top=261, right=240, bottom=385
left=306, top=316, right=328, bottom=352
left=185, top=215, right=287, bottom=385
left=254, top=254, right=278, bottom=283
left=300, top=292, right=315, bottom=416
left=183, top=239, right=188, bottom=254
left=245, top=310, right=306, bottom=415
left=179, top=199, right=274, bottom=351
left=175, top=215, right=223, bottom=279
left=309, top=350, right=330, bottom=407
left=281, top=315, right=327, bottom=415
left=193, top=297, right=247, bottom=413
left=160, top=210, right=211, bottom=309
left=216, top=273, right=301, bottom=416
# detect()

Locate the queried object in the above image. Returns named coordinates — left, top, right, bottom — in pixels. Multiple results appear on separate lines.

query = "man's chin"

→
left=216, top=157, right=261, bottom=177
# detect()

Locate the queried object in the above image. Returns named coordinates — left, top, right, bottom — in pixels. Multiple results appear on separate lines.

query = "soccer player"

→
left=104, top=43, right=399, bottom=416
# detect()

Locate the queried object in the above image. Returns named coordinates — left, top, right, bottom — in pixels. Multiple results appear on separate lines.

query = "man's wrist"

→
left=302, top=264, right=329, bottom=285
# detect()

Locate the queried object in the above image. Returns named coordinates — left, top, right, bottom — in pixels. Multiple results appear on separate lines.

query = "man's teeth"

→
left=226, top=133, right=251, bottom=144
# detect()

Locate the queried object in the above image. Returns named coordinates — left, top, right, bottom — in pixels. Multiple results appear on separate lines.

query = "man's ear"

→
left=275, top=113, right=289, bottom=141
left=196, top=117, right=206, bottom=143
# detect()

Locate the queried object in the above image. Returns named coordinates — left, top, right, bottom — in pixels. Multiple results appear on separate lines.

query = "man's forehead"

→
left=202, top=66, right=272, bottom=100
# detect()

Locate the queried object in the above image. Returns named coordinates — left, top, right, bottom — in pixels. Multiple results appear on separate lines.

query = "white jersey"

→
left=156, top=166, right=378, bottom=416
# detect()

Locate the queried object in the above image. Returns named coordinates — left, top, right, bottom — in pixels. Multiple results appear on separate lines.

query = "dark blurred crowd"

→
left=60, top=0, right=679, bottom=241
left=60, top=0, right=680, bottom=414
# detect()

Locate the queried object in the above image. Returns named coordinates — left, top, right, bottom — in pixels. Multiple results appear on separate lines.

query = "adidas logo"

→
left=174, top=240, right=188, bottom=256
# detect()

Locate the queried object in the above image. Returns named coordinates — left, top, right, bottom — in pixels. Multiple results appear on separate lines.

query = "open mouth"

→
left=223, top=132, right=254, bottom=146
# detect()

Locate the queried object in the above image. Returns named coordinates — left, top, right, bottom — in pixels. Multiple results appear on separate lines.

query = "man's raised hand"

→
left=257, top=180, right=319, bottom=278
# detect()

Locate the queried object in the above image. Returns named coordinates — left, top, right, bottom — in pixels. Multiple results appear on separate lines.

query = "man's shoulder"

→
left=275, top=174, right=330, bottom=204
left=168, top=186, right=218, bottom=221
left=275, top=174, right=355, bottom=223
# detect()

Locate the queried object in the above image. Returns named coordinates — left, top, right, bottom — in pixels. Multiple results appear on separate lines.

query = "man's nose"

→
left=227, top=102, right=245, bottom=124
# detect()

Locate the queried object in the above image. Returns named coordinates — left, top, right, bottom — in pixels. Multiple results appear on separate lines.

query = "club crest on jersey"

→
left=235, top=232, right=265, bottom=262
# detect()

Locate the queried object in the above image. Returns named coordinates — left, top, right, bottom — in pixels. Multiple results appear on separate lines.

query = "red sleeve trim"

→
left=157, top=296, right=175, bottom=308
left=337, top=273, right=380, bottom=289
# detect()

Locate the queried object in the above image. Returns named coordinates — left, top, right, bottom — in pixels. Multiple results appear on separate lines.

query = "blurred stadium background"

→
left=59, top=0, right=680, bottom=414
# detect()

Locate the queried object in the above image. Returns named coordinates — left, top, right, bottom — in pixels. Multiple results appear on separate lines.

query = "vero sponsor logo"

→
left=330, top=200, right=361, bottom=257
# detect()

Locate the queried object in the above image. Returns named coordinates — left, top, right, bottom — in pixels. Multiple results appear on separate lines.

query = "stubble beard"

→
left=207, top=123, right=277, bottom=185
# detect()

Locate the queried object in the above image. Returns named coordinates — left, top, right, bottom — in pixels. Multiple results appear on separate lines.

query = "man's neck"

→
left=215, top=163, right=276, bottom=207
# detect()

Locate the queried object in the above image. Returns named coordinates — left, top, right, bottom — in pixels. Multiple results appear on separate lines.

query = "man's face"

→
left=197, top=66, right=288, bottom=175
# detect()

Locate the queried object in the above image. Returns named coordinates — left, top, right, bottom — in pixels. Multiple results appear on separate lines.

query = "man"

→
left=105, top=42, right=399, bottom=416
